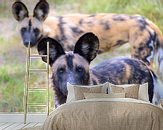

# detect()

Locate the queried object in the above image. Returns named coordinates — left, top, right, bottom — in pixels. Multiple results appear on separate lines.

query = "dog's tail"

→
left=146, top=19, right=163, bottom=80
left=146, top=18, right=163, bottom=48
left=150, top=70, right=163, bottom=105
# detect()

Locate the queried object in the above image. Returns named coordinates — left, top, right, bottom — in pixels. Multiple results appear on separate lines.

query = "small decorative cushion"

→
left=84, top=92, right=125, bottom=99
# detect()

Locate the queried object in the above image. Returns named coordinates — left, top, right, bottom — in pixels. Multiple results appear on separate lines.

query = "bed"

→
left=23, top=98, right=163, bottom=130
left=23, top=82, right=163, bottom=130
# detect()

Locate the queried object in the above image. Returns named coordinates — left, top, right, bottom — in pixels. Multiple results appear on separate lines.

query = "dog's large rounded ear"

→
left=37, top=37, right=65, bottom=66
left=12, top=1, right=29, bottom=21
left=74, top=32, right=99, bottom=63
left=33, top=0, right=49, bottom=21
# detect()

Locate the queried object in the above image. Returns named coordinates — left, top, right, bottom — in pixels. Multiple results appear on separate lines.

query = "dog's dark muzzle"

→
left=22, top=32, right=38, bottom=47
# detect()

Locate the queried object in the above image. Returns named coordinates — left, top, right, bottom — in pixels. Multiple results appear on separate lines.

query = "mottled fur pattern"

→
left=37, top=33, right=160, bottom=107
left=12, top=1, right=163, bottom=79
left=91, top=57, right=154, bottom=102
left=44, top=14, right=163, bottom=77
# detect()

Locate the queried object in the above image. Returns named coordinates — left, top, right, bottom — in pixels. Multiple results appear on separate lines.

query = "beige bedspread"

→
left=23, top=98, right=163, bottom=130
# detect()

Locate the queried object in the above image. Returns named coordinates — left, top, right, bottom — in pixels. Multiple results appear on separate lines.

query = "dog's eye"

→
left=34, top=28, right=40, bottom=35
left=21, top=27, right=27, bottom=33
left=58, top=68, right=66, bottom=74
left=76, top=66, right=84, bottom=73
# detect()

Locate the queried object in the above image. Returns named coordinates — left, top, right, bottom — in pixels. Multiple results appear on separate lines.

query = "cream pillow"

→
left=109, top=83, right=139, bottom=99
left=84, top=93, right=125, bottom=99
left=108, top=83, right=149, bottom=101
left=66, top=82, right=108, bottom=103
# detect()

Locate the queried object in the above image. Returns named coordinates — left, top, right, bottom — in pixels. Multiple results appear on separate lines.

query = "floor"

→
left=0, top=122, right=43, bottom=130
left=0, top=113, right=46, bottom=130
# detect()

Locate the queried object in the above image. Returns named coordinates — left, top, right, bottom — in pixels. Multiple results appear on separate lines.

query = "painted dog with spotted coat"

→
left=37, top=32, right=163, bottom=107
left=12, top=0, right=163, bottom=79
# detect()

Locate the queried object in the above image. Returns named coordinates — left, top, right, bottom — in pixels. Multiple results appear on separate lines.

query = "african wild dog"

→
left=12, top=0, right=49, bottom=47
left=12, top=0, right=163, bottom=79
left=37, top=32, right=163, bottom=107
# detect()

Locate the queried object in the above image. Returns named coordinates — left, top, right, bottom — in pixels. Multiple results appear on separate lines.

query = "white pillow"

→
left=138, top=83, right=149, bottom=102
